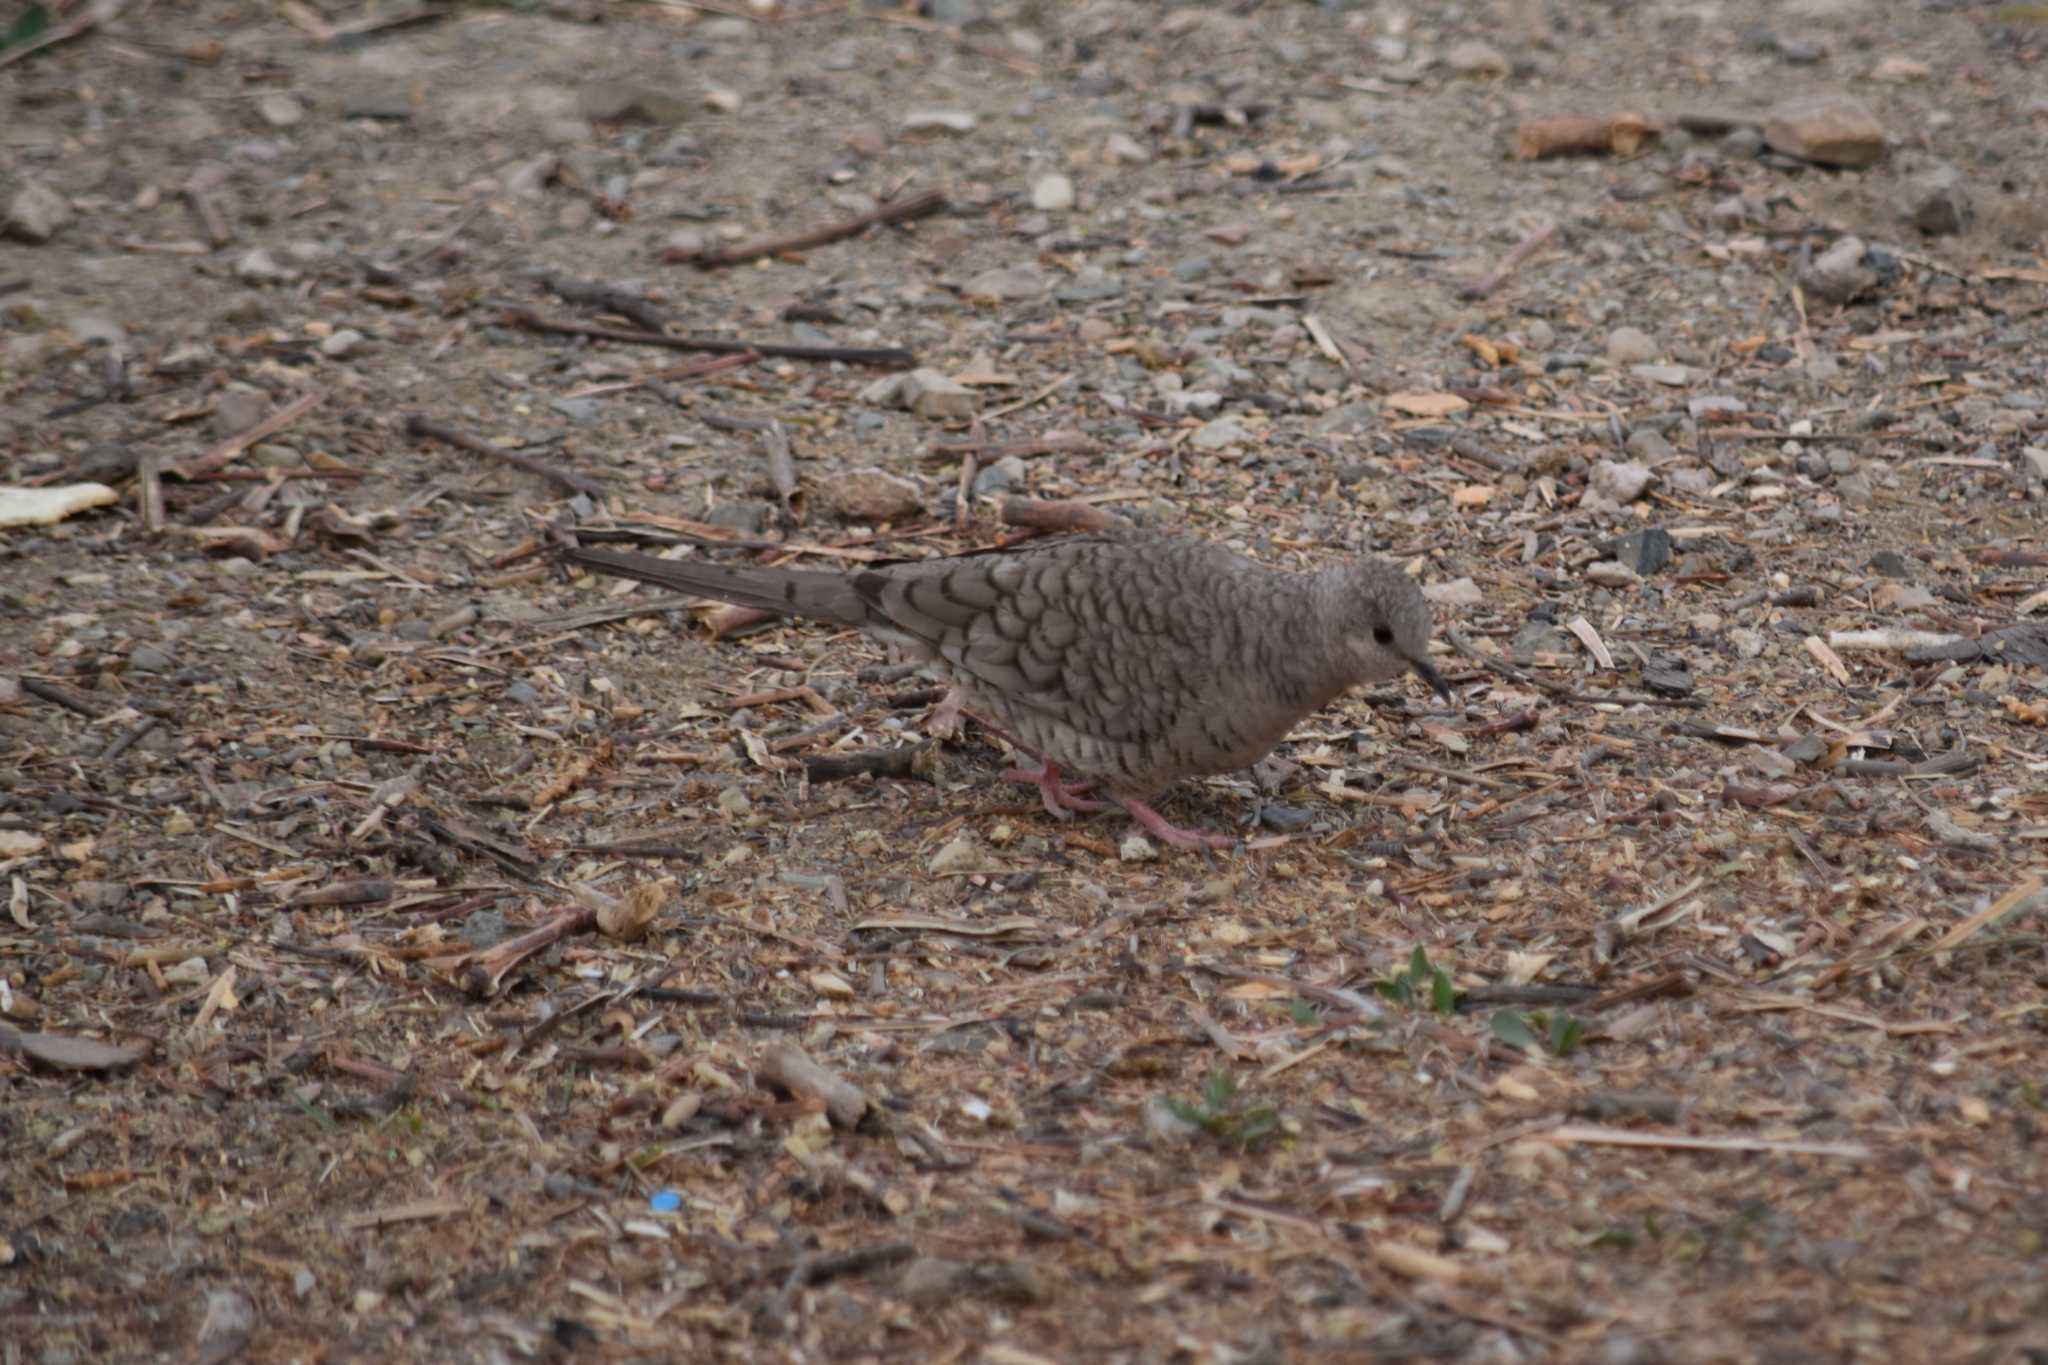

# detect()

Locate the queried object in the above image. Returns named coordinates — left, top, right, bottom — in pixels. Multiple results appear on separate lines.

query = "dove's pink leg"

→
left=1001, top=760, right=1109, bottom=819
left=1116, top=798, right=1235, bottom=850
left=923, top=687, right=966, bottom=742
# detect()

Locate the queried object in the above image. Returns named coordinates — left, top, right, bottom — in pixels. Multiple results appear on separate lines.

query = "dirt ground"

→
left=5, top=0, right=2048, bottom=1360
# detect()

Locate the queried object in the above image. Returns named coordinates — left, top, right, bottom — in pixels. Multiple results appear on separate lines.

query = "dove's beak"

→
left=1410, top=655, right=1452, bottom=703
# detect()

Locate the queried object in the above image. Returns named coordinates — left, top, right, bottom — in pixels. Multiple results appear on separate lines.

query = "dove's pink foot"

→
left=1002, top=761, right=1110, bottom=819
left=1116, top=798, right=1235, bottom=850
left=923, top=688, right=967, bottom=742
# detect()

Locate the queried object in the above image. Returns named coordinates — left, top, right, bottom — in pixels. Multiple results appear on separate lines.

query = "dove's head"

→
left=1332, top=560, right=1451, bottom=701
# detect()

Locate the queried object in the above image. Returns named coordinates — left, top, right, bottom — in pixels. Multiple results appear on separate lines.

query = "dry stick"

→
left=803, top=744, right=934, bottom=785
left=169, top=390, right=325, bottom=480
left=1514, top=112, right=1652, bottom=160
left=981, top=372, right=1073, bottom=423
left=183, top=182, right=233, bottom=250
left=539, top=272, right=670, bottom=331
left=761, top=421, right=797, bottom=521
left=757, top=1044, right=867, bottom=1127
left=99, top=716, right=159, bottom=764
left=1460, top=220, right=1560, bottom=301
left=954, top=450, right=976, bottom=532
left=426, top=906, right=598, bottom=997
left=561, top=349, right=756, bottom=399
left=682, top=188, right=950, bottom=267
left=180, top=467, right=366, bottom=482
left=322, top=2, right=447, bottom=44
left=999, top=495, right=1132, bottom=534
left=402, top=415, right=605, bottom=498
left=137, top=453, right=165, bottom=534
left=20, top=678, right=106, bottom=719
left=498, top=306, right=914, bottom=369
left=923, top=432, right=1100, bottom=463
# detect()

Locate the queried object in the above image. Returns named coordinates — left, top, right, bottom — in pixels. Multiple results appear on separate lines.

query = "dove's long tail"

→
left=563, top=544, right=872, bottom=627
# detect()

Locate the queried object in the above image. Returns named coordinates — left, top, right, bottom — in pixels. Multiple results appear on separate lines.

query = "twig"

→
left=999, top=496, right=1131, bottom=534
left=980, top=372, right=1073, bottom=423
left=169, top=390, right=325, bottom=480
left=1460, top=220, right=1559, bottom=301
left=1543, top=1124, right=1869, bottom=1161
left=923, top=433, right=1099, bottom=464
left=560, top=349, right=756, bottom=400
left=424, top=906, right=598, bottom=997
left=98, top=716, right=159, bottom=764
left=761, top=421, right=797, bottom=522
left=498, top=307, right=914, bottom=369
left=323, top=2, right=448, bottom=45
left=778, top=1242, right=917, bottom=1288
left=20, top=678, right=106, bottom=719
left=803, top=744, right=934, bottom=785
left=402, top=415, right=605, bottom=498
left=954, top=450, right=976, bottom=532
left=539, top=272, right=669, bottom=331
left=1514, top=113, right=1652, bottom=160
left=183, top=178, right=233, bottom=250
left=682, top=189, right=949, bottom=268
left=1556, top=690, right=1707, bottom=710
left=137, top=453, right=165, bottom=534
left=1836, top=749, right=1979, bottom=779
left=756, top=1044, right=867, bottom=1127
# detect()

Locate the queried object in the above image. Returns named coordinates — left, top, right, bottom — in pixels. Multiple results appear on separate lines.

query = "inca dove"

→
left=563, top=528, right=1449, bottom=849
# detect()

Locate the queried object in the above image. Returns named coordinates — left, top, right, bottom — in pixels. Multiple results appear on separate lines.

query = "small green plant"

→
left=1164, top=1070, right=1281, bottom=1151
left=1287, top=996, right=1319, bottom=1026
left=0, top=4, right=49, bottom=54
left=1586, top=1224, right=1637, bottom=1250
left=1490, top=1008, right=1586, bottom=1056
left=1376, top=946, right=1458, bottom=1013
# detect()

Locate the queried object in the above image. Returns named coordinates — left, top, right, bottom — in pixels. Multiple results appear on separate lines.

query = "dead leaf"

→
left=1383, top=391, right=1471, bottom=418
left=1, top=1027, right=150, bottom=1071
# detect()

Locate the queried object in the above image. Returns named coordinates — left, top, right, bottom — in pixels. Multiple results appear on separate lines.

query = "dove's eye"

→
left=1372, top=625, right=1394, bottom=646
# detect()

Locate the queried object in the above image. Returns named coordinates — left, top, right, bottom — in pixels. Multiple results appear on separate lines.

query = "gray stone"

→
left=902, top=110, right=978, bottom=134
left=256, top=92, right=305, bottom=128
left=549, top=397, right=603, bottom=425
left=961, top=265, right=1045, bottom=302
left=901, top=368, right=976, bottom=421
left=1190, top=418, right=1249, bottom=450
left=460, top=909, right=512, bottom=948
left=1783, top=735, right=1830, bottom=766
left=1609, top=527, right=1674, bottom=576
left=1631, top=364, right=1692, bottom=387
left=1893, top=161, right=1971, bottom=236
left=234, top=249, right=296, bottom=284
left=1590, top=460, right=1654, bottom=503
left=128, top=643, right=175, bottom=674
left=821, top=466, right=925, bottom=522
left=1606, top=326, right=1659, bottom=365
left=1031, top=174, right=1075, bottom=211
left=1511, top=623, right=1574, bottom=663
left=4, top=181, right=72, bottom=243
left=1763, top=95, right=1887, bottom=168
left=972, top=456, right=1027, bottom=498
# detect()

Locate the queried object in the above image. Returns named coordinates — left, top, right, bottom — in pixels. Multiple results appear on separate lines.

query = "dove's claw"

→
left=1116, top=798, right=1235, bottom=851
left=1003, top=761, right=1109, bottom=819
